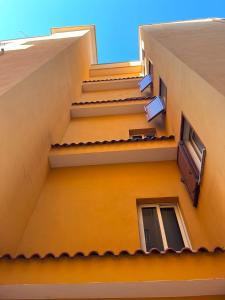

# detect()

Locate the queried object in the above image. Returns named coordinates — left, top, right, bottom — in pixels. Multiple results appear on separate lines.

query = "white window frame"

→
left=182, top=120, right=206, bottom=176
left=138, top=203, right=191, bottom=252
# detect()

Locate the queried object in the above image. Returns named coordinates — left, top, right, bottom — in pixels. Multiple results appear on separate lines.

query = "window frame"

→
left=180, top=115, right=206, bottom=181
left=138, top=74, right=152, bottom=92
left=138, top=203, right=191, bottom=252
left=144, top=96, right=165, bottom=122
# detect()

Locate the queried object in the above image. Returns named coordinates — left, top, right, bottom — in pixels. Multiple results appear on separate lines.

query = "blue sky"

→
left=0, top=0, right=225, bottom=63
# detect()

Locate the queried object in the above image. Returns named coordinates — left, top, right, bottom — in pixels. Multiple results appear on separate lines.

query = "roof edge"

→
left=51, top=25, right=98, bottom=64
left=0, top=247, right=224, bottom=260
left=138, top=17, right=225, bottom=29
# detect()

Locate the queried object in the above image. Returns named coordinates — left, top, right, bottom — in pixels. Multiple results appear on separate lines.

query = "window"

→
left=144, top=96, right=165, bottom=122
left=177, top=116, right=206, bottom=206
left=181, top=118, right=205, bottom=173
left=138, top=204, right=190, bottom=252
left=148, top=60, right=153, bottom=75
left=138, top=74, right=152, bottom=92
left=159, top=78, right=167, bottom=103
left=129, top=128, right=156, bottom=139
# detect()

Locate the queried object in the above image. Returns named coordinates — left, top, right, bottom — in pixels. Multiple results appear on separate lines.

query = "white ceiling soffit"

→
left=0, top=279, right=224, bottom=299
left=70, top=101, right=148, bottom=118
left=82, top=77, right=141, bottom=92
left=49, top=145, right=177, bottom=168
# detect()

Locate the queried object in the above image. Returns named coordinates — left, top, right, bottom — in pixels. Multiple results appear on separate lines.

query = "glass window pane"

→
left=145, top=96, right=165, bottom=122
left=182, top=119, right=190, bottom=140
left=190, top=129, right=204, bottom=155
left=161, top=208, right=185, bottom=251
left=142, top=207, right=164, bottom=251
left=138, top=74, right=152, bottom=92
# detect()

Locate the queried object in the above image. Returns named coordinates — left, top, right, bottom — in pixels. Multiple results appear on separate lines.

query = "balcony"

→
left=89, top=61, right=142, bottom=79
left=70, top=96, right=151, bottom=117
left=82, top=76, right=143, bottom=92
left=49, top=136, right=176, bottom=168
left=0, top=248, right=224, bottom=299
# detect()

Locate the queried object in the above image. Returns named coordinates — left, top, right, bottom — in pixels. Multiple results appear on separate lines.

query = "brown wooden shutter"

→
left=177, top=142, right=200, bottom=207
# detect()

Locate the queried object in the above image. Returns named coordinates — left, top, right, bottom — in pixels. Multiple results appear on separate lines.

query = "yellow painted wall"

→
left=89, top=72, right=141, bottom=81
left=0, top=22, right=225, bottom=298
left=141, top=20, right=225, bottom=96
left=89, top=62, right=142, bottom=78
left=141, top=22, right=225, bottom=246
left=89, top=62, right=142, bottom=80
left=6, top=26, right=224, bottom=256
left=0, top=33, right=91, bottom=254
left=16, top=162, right=210, bottom=257
left=62, top=113, right=167, bottom=143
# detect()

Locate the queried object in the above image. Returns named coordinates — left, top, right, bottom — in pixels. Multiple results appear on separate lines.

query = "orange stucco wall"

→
left=140, top=22, right=225, bottom=247
left=5, top=30, right=224, bottom=257
left=62, top=113, right=167, bottom=143
left=89, top=62, right=142, bottom=78
left=0, top=252, right=224, bottom=283
left=16, top=161, right=210, bottom=257
left=0, top=32, right=91, bottom=254
left=1, top=21, right=225, bottom=299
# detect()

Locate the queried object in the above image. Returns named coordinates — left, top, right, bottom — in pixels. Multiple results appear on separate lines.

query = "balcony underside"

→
left=0, top=251, right=224, bottom=299
left=89, top=61, right=142, bottom=79
left=49, top=138, right=177, bottom=168
left=82, top=77, right=143, bottom=92
left=70, top=97, right=150, bottom=118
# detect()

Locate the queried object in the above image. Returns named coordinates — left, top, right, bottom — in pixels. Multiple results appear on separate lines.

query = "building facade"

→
left=0, top=19, right=224, bottom=299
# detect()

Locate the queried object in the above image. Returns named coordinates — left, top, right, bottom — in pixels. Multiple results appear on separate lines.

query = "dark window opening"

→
left=161, top=207, right=185, bottom=251
left=131, top=135, right=143, bottom=140
left=140, top=204, right=189, bottom=252
left=159, top=78, right=167, bottom=103
left=142, top=207, right=164, bottom=251
left=129, top=128, right=156, bottom=139
left=148, top=60, right=153, bottom=75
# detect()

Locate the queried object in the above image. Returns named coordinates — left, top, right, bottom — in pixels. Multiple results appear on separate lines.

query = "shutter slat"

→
left=177, top=142, right=200, bottom=207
